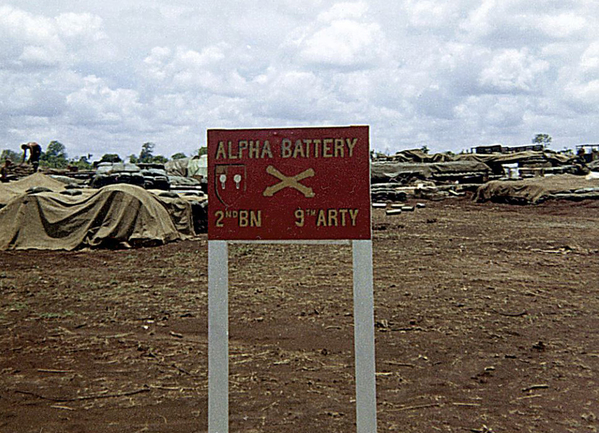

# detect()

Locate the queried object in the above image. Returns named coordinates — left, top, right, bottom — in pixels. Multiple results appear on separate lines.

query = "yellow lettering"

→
left=339, top=208, right=348, bottom=226
left=295, top=209, right=305, bottom=227
left=238, top=210, right=262, bottom=227
left=349, top=209, right=359, bottom=226
left=313, top=139, right=321, bottom=157
left=303, top=139, right=312, bottom=156
left=239, top=210, right=249, bottom=227
left=292, top=139, right=306, bottom=158
left=249, top=140, right=260, bottom=158
left=216, top=142, right=227, bottom=159
left=227, top=141, right=237, bottom=159
left=238, top=140, right=248, bottom=159
left=261, top=141, right=273, bottom=158
left=323, top=139, right=333, bottom=158
left=250, top=210, right=262, bottom=227
left=346, top=138, right=358, bottom=157
left=334, top=138, right=344, bottom=157
left=328, top=209, right=338, bottom=226
left=281, top=139, right=292, bottom=158
left=215, top=210, right=224, bottom=227
left=316, top=209, right=327, bottom=226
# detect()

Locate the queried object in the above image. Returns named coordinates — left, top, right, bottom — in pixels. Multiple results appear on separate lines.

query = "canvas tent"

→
left=0, top=181, right=193, bottom=250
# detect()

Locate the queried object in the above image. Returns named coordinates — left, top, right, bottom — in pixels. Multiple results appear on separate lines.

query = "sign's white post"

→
left=352, top=239, right=377, bottom=433
left=208, top=240, right=229, bottom=433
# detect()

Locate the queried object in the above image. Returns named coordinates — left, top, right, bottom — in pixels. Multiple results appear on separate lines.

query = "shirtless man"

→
left=21, top=142, right=42, bottom=172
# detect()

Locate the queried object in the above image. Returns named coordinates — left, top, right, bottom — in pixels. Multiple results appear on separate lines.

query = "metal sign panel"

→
left=208, top=126, right=371, bottom=241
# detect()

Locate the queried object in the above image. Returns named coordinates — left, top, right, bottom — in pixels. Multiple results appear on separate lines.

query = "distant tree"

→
left=1, top=149, right=21, bottom=163
left=40, top=141, right=68, bottom=168
left=99, top=154, right=122, bottom=163
left=532, top=134, right=552, bottom=145
left=138, top=142, right=167, bottom=164
left=128, top=154, right=139, bottom=164
left=151, top=155, right=168, bottom=164
left=198, top=146, right=208, bottom=157
left=171, top=152, right=187, bottom=160
left=139, top=142, right=155, bottom=163
left=69, top=155, right=92, bottom=170
left=420, top=145, right=430, bottom=154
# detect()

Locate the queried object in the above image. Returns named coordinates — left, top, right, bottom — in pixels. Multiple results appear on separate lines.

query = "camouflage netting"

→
left=474, top=174, right=599, bottom=204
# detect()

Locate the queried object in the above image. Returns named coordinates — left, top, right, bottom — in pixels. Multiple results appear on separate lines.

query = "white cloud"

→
left=317, top=2, right=369, bottom=21
left=295, top=2, right=389, bottom=69
left=404, top=0, right=458, bottom=29
left=479, top=49, right=550, bottom=93
left=535, top=13, right=587, bottom=38
left=0, top=5, right=113, bottom=70
left=65, top=75, right=143, bottom=129
left=454, top=95, right=527, bottom=133
left=558, top=41, right=599, bottom=110
left=580, top=42, right=599, bottom=75
left=0, top=5, right=65, bottom=68
left=565, top=80, right=599, bottom=106
left=55, top=12, right=105, bottom=40
left=143, top=44, right=248, bottom=96
left=298, top=19, right=384, bottom=68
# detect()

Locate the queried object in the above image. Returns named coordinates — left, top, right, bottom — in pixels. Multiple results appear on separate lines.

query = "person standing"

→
left=21, top=142, right=42, bottom=172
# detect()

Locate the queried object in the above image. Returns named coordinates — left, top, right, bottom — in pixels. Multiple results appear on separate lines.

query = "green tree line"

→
left=1, top=141, right=207, bottom=170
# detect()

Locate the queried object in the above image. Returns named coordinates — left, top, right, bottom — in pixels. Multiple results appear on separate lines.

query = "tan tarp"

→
left=0, top=183, right=189, bottom=250
left=165, top=155, right=207, bottom=178
left=392, top=149, right=455, bottom=163
left=474, top=174, right=599, bottom=204
left=149, top=191, right=196, bottom=237
left=371, top=160, right=491, bottom=183
left=165, top=158, right=189, bottom=177
left=0, top=172, right=67, bottom=206
left=457, top=150, right=574, bottom=166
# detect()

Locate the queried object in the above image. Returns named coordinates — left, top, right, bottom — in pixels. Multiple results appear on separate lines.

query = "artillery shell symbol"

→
left=263, top=165, right=315, bottom=198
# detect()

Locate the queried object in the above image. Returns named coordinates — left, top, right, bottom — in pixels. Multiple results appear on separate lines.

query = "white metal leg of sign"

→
left=352, top=239, right=378, bottom=433
left=208, top=239, right=376, bottom=432
left=208, top=240, right=229, bottom=433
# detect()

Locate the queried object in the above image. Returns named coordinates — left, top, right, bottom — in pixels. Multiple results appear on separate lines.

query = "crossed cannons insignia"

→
left=263, top=165, right=315, bottom=198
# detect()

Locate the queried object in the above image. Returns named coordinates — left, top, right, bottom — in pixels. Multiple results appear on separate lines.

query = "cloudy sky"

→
left=1, top=0, right=598, bottom=160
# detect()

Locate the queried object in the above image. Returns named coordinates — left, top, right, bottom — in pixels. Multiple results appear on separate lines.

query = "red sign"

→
left=207, top=126, right=371, bottom=241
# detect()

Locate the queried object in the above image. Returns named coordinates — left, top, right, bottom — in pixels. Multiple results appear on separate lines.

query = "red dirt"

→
left=1, top=198, right=598, bottom=432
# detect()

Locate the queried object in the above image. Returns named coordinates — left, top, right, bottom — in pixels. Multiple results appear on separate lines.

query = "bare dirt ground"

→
left=1, top=197, right=598, bottom=433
